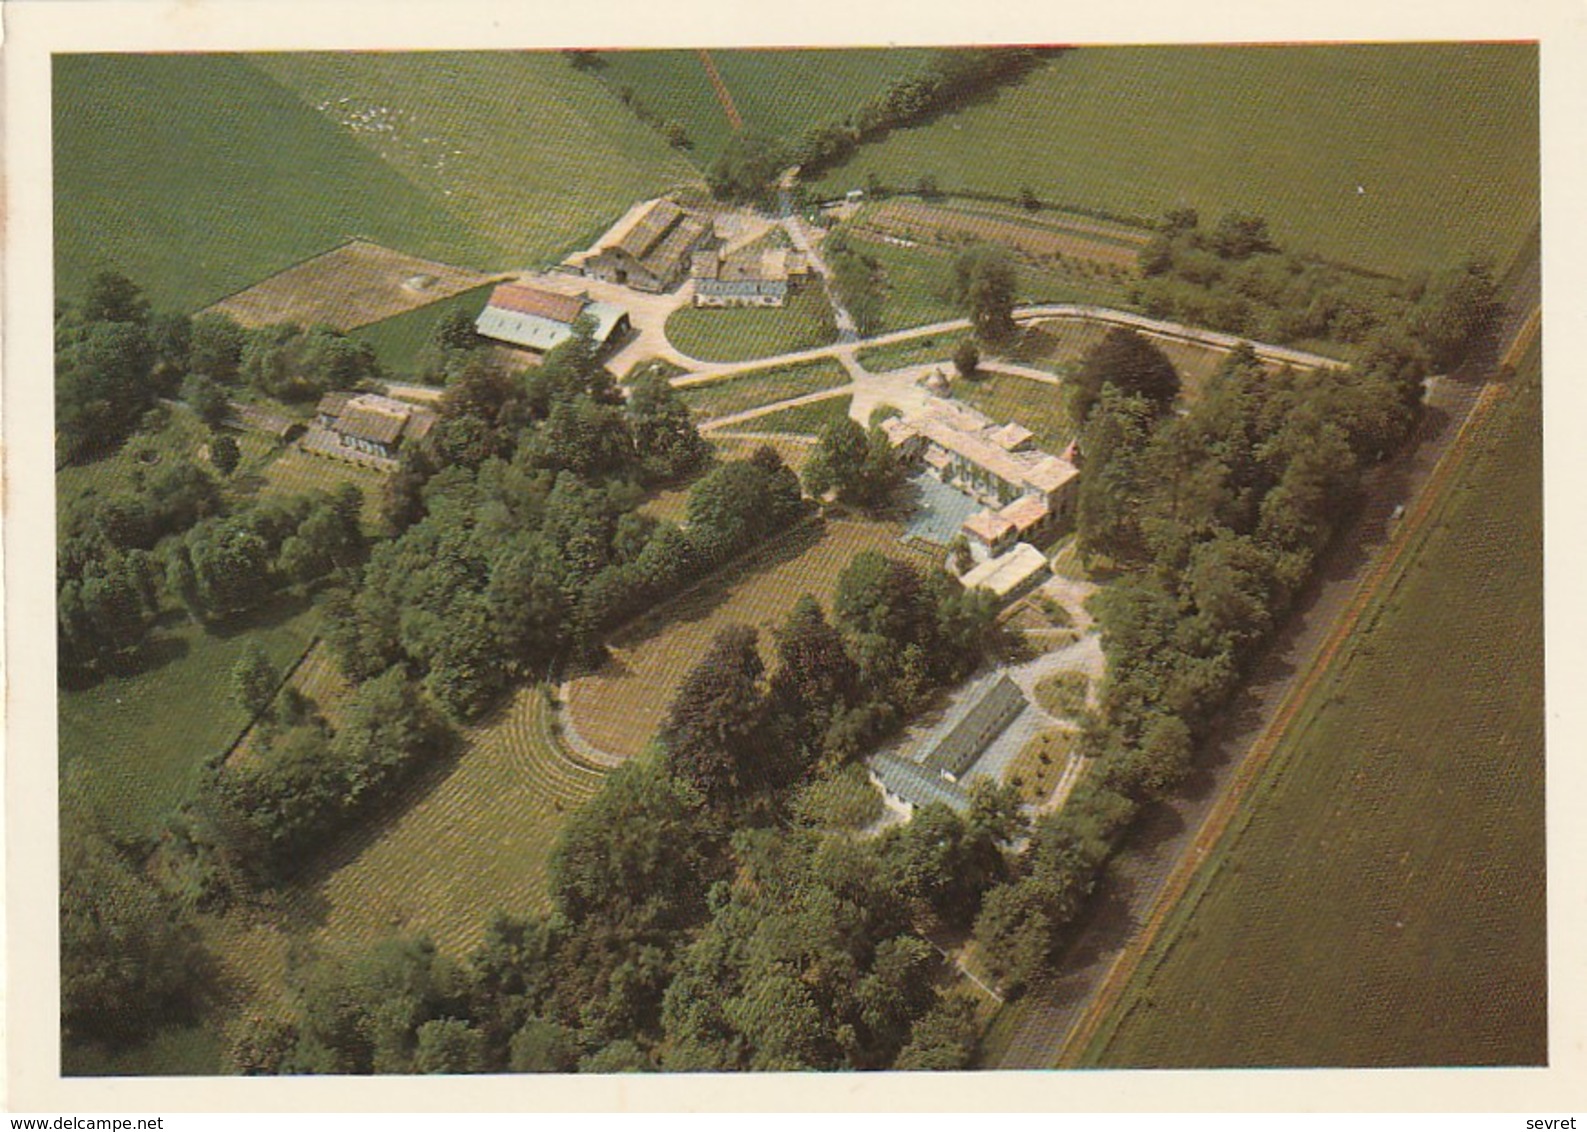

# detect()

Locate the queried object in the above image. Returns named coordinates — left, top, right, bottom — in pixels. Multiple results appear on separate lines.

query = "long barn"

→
left=474, top=283, right=630, bottom=354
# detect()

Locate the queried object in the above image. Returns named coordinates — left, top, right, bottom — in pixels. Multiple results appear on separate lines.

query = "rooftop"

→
left=960, top=541, right=1050, bottom=598
left=963, top=509, right=1017, bottom=546
left=485, top=283, right=586, bottom=325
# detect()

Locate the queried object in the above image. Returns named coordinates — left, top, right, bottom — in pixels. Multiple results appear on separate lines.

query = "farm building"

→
left=575, top=198, right=714, bottom=293
left=923, top=673, right=1028, bottom=782
left=225, top=402, right=301, bottom=442
left=311, top=391, right=437, bottom=462
left=870, top=752, right=970, bottom=814
left=691, top=246, right=808, bottom=307
left=473, top=283, right=630, bottom=354
left=959, top=542, right=1051, bottom=602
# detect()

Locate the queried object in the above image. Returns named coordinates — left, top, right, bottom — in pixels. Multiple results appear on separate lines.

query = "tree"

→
left=61, top=799, right=205, bottom=1044
left=209, top=431, right=241, bottom=476
left=183, top=372, right=232, bottom=428
left=894, top=996, right=980, bottom=1069
left=413, top=1019, right=487, bottom=1074
left=659, top=624, right=767, bottom=803
left=1210, top=212, right=1275, bottom=260
left=231, top=640, right=278, bottom=718
left=55, top=320, right=156, bottom=463
left=433, top=306, right=480, bottom=353
left=953, top=340, right=980, bottom=379
left=952, top=245, right=1018, bottom=340
left=705, top=132, right=785, bottom=206
left=971, top=879, right=1057, bottom=997
left=1070, top=326, right=1181, bottom=424
left=188, top=312, right=248, bottom=383
left=625, top=371, right=711, bottom=483
left=1414, top=257, right=1504, bottom=372
left=509, top=1018, right=580, bottom=1072
left=80, top=270, right=151, bottom=325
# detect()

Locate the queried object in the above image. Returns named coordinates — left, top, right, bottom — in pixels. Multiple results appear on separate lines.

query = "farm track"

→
left=989, top=252, right=1541, bottom=1070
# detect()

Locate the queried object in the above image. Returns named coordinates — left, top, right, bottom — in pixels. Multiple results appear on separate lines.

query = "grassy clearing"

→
left=567, top=518, right=933, bottom=759
left=593, top=48, right=936, bottom=167
left=846, top=235, right=1129, bottom=335
left=250, top=447, right=389, bottom=533
left=352, top=282, right=497, bottom=378
left=1035, top=671, right=1091, bottom=718
left=709, top=435, right=817, bottom=475
left=56, top=408, right=214, bottom=520
left=253, top=53, right=700, bottom=271
left=949, top=376, right=1071, bottom=454
left=666, top=287, right=837, bottom=363
left=679, top=358, right=849, bottom=418
left=812, top=45, right=1538, bottom=278
left=1006, top=728, right=1077, bottom=806
left=58, top=597, right=321, bottom=842
left=53, top=54, right=486, bottom=313
left=735, top=394, right=854, bottom=438
left=856, top=330, right=970, bottom=373
left=793, top=763, right=886, bottom=831
left=1090, top=355, right=1544, bottom=1067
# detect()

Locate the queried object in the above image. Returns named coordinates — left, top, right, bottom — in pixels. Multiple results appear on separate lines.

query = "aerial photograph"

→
left=52, top=42, right=1542, bottom=1077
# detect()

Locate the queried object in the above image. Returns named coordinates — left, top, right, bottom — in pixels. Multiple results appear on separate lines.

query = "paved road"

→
left=989, top=254, right=1542, bottom=1070
left=668, top=303, right=1344, bottom=390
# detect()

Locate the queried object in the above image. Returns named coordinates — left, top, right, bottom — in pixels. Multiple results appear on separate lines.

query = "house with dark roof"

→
left=310, top=391, right=437, bottom=463
left=923, top=673, right=1028, bottom=782
left=474, top=283, right=630, bottom=354
left=579, top=199, right=713, bottom=293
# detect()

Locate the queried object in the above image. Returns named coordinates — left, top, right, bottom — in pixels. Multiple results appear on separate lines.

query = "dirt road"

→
left=988, top=256, right=1541, bottom=1070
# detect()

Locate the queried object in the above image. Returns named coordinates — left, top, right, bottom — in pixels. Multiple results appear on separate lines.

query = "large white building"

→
left=883, top=397, right=1079, bottom=565
left=474, top=283, right=630, bottom=354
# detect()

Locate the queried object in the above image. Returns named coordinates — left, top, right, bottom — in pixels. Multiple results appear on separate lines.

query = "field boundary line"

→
left=696, top=49, right=744, bottom=132
left=1059, top=339, right=1525, bottom=1066
left=213, top=632, right=323, bottom=772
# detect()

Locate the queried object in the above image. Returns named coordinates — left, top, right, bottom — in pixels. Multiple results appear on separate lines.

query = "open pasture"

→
left=566, top=518, right=933, bottom=759
left=810, top=44, right=1538, bottom=278
left=1091, top=350, right=1544, bottom=1067
left=204, top=240, right=500, bottom=331
left=666, top=286, right=837, bottom=363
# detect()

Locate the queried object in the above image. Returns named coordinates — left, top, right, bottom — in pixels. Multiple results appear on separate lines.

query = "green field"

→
left=856, top=330, right=970, bottom=374
left=352, top=282, right=497, bottom=378
left=811, top=45, right=1539, bottom=278
left=593, top=48, right=936, bottom=167
left=666, top=287, right=837, bottom=363
left=59, top=597, right=321, bottom=842
left=950, top=375, right=1072, bottom=454
left=56, top=53, right=698, bottom=311
left=735, top=394, right=855, bottom=437
left=1089, top=354, right=1545, bottom=1066
left=679, top=358, right=849, bottom=419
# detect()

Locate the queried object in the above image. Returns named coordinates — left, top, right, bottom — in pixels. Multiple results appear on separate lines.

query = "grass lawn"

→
left=352, top=282, right=497, bottom=379
left=734, top=394, right=854, bottom=438
left=666, top=287, right=837, bottom=363
left=1006, top=728, right=1077, bottom=806
left=593, top=48, right=936, bottom=168
left=58, top=595, right=321, bottom=842
left=567, top=518, right=934, bottom=759
left=679, top=358, right=849, bottom=419
left=793, top=763, right=885, bottom=831
left=949, top=376, right=1072, bottom=454
left=811, top=45, right=1538, bottom=278
left=856, top=330, right=970, bottom=374
left=1088, top=353, right=1544, bottom=1067
left=1034, top=671, right=1090, bottom=718
left=56, top=407, right=213, bottom=521
left=709, top=435, right=817, bottom=475
left=249, top=447, right=390, bottom=533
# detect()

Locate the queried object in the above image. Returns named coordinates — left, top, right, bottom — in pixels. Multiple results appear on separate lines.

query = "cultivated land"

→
left=810, top=44, right=1539, bottom=277
left=666, top=287, right=837, bottom=363
left=1087, top=348, right=1544, bottom=1068
left=203, top=241, right=501, bottom=331
left=567, top=518, right=935, bottom=759
left=592, top=48, right=936, bottom=166
left=205, top=684, right=603, bottom=1032
left=55, top=52, right=696, bottom=312
left=679, top=358, right=850, bottom=419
